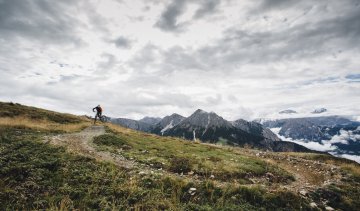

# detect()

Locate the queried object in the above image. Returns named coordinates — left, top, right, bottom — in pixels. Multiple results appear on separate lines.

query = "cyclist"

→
left=92, top=105, right=103, bottom=124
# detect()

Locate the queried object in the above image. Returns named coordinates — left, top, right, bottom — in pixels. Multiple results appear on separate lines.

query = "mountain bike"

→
left=99, top=115, right=109, bottom=123
left=93, top=112, right=109, bottom=123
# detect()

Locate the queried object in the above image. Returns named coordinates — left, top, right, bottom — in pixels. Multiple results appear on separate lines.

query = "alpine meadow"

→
left=1, top=0, right=359, bottom=210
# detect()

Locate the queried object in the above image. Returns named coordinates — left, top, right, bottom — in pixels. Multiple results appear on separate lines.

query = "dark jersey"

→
left=93, top=106, right=102, bottom=113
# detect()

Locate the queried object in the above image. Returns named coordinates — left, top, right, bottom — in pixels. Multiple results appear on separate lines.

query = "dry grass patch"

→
left=340, top=163, right=360, bottom=177
left=0, top=116, right=91, bottom=132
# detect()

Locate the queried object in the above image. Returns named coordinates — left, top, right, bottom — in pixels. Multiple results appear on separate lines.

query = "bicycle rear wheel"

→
left=100, top=115, right=107, bottom=123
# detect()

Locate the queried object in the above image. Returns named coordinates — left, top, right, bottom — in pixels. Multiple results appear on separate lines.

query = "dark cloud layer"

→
left=257, top=0, right=299, bottom=11
left=193, top=0, right=221, bottom=19
left=154, top=0, right=222, bottom=32
left=113, top=36, right=133, bottom=48
left=147, top=0, right=360, bottom=75
left=0, top=0, right=84, bottom=45
left=155, top=0, right=187, bottom=32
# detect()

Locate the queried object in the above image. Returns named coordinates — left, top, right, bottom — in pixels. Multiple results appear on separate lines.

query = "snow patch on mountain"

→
left=161, top=120, right=174, bottom=135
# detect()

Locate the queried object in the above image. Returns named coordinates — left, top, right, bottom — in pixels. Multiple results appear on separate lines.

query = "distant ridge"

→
left=279, top=109, right=297, bottom=114
left=109, top=109, right=329, bottom=153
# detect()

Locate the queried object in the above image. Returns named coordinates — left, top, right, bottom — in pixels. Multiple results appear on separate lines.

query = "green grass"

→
left=0, top=126, right=316, bottom=210
left=105, top=125, right=294, bottom=183
left=93, top=134, right=128, bottom=148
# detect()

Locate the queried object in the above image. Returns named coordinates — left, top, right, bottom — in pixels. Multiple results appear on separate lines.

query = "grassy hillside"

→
left=0, top=102, right=91, bottom=132
left=0, top=102, right=359, bottom=210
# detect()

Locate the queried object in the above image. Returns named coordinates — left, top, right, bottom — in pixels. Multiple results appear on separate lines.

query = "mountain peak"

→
left=183, top=109, right=230, bottom=128
left=312, top=108, right=327, bottom=114
left=169, top=113, right=183, bottom=118
left=279, top=109, right=297, bottom=114
left=194, top=108, right=207, bottom=114
left=138, top=116, right=161, bottom=125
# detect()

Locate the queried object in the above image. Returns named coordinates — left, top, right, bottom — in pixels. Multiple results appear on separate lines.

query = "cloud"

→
left=346, top=73, right=360, bottom=82
left=154, top=0, right=188, bottom=32
left=0, top=0, right=359, bottom=123
left=328, top=129, right=360, bottom=144
left=154, top=0, right=223, bottom=32
left=112, top=36, right=133, bottom=48
left=144, top=0, right=360, bottom=79
left=193, top=0, right=221, bottom=19
left=97, top=53, right=117, bottom=70
left=270, top=128, right=337, bottom=151
left=256, top=0, right=299, bottom=11
left=334, top=154, right=360, bottom=164
left=0, top=0, right=85, bottom=46
left=270, top=127, right=360, bottom=163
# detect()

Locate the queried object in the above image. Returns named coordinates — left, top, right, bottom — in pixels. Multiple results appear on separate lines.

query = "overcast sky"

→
left=1, top=0, right=360, bottom=120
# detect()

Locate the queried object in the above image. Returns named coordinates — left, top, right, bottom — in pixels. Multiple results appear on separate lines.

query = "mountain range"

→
left=260, top=116, right=360, bottom=157
left=111, top=109, right=315, bottom=153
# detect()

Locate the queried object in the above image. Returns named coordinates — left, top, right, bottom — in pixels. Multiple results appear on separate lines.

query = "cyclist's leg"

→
left=98, top=112, right=103, bottom=122
left=94, top=112, right=99, bottom=124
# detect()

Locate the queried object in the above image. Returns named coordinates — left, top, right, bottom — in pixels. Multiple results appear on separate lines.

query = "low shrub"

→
left=93, top=134, right=128, bottom=148
left=169, top=157, right=193, bottom=174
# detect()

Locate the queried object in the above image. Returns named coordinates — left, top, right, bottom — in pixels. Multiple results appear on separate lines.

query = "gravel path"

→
left=45, top=125, right=136, bottom=169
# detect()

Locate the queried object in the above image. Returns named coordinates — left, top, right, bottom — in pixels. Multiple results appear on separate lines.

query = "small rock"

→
left=310, top=202, right=317, bottom=208
left=266, top=172, right=274, bottom=177
left=189, top=187, right=196, bottom=191
left=188, top=171, right=194, bottom=175
left=325, top=206, right=334, bottom=211
left=210, top=175, right=215, bottom=179
left=300, top=190, right=307, bottom=196
left=188, top=187, right=197, bottom=195
left=138, top=171, right=146, bottom=175
left=256, top=153, right=260, bottom=157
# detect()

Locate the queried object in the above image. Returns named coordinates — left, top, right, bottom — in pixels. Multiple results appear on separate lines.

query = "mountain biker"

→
left=92, top=105, right=103, bottom=124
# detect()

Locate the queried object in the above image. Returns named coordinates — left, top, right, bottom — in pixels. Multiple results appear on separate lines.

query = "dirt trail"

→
left=44, top=125, right=136, bottom=169
left=43, top=126, right=225, bottom=182
left=251, top=151, right=345, bottom=195
left=43, top=126, right=347, bottom=197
